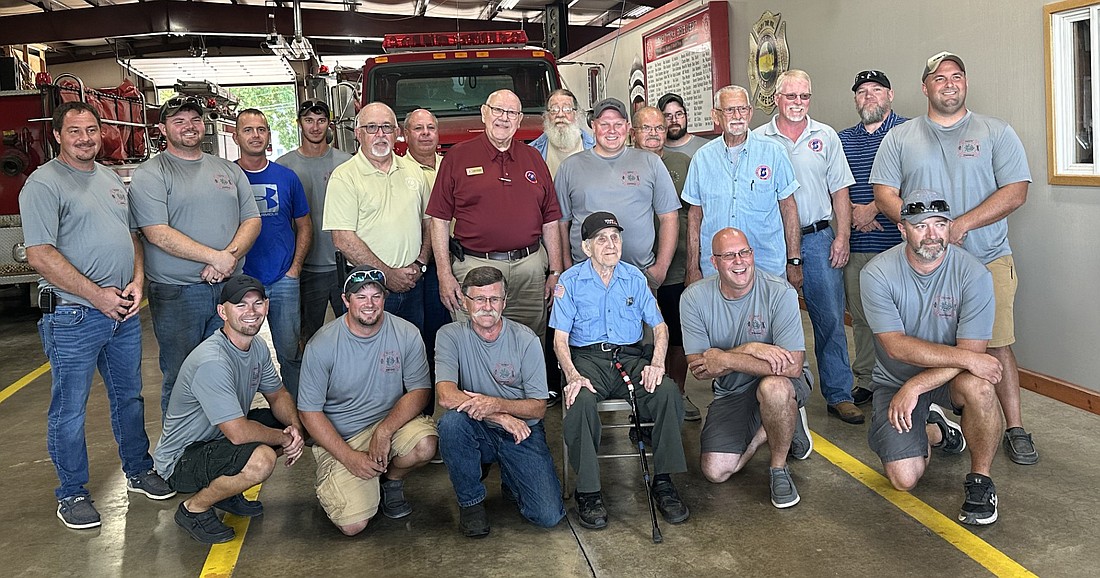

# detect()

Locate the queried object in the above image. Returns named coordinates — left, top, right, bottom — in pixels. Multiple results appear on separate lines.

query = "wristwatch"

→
left=413, top=259, right=427, bottom=274
left=787, top=258, right=803, bottom=266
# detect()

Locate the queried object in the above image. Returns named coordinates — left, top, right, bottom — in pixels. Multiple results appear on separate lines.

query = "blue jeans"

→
left=437, top=411, right=565, bottom=527
left=39, top=307, right=154, bottom=500
left=385, top=274, right=426, bottom=331
left=800, top=227, right=855, bottom=405
left=147, top=282, right=224, bottom=416
left=300, top=268, right=345, bottom=345
left=265, top=275, right=302, bottom=398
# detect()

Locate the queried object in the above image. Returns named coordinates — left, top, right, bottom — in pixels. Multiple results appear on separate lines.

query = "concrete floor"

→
left=1, top=301, right=1097, bottom=578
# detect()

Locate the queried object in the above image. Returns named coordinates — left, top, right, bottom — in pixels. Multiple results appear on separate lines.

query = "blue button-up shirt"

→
left=681, top=132, right=799, bottom=277
left=549, top=259, right=664, bottom=347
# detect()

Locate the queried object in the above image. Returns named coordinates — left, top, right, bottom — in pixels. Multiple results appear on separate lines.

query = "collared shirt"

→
left=322, top=151, right=429, bottom=269
left=755, top=115, right=855, bottom=227
left=681, top=132, right=798, bottom=277
left=549, top=260, right=664, bottom=347
left=410, top=152, right=444, bottom=188
left=838, top=111, right=908, bottom=253
left=531, top=130, right=595, bottom=178
left=530, top=130, right=595, bottom=158
left=427, top=133, right=560, bottom=253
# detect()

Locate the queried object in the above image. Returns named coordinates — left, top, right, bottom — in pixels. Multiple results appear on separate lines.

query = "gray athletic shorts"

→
left=868, top=383, right=959, bottom=463
left=700, top=373, right=811, bottom=455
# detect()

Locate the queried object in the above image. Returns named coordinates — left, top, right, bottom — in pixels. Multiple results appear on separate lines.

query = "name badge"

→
left=466, top=166, right=484, bottom=176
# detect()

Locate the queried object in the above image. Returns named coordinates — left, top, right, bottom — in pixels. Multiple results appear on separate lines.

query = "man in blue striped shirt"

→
left=838, top=70, right=908, bottom=405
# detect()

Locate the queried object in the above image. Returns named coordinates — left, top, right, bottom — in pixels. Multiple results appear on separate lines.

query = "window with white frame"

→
left=1047, top=0, right=1100, bottom=184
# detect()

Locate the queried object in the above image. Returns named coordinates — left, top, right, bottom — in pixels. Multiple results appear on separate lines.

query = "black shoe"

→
left=214, top=493, right=264, bottom=517
left=851, top=386, right=873, bottom=406
left=1003, top=427, right=1039, bottom=465
left=928, top=403, right=966, bottom=455
left=574, top=491, right=608, bottom=529
left=459, top=502, right=491, bottom=538
left=651, top=478, right=690, bottom=524
left=628, top=424, right=654, bottom=446
left=380, top=478, right=413, bottom=519
left=175, top=502, right=235, bottom=544
left=958, top=473, right=998, bottom=526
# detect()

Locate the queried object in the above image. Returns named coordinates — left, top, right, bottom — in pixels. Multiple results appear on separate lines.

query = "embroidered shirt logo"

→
left=380, top=350, right=402, bottom=373
left=525, top=170, right=538, bottom=184
left=747, top=315, right=768, bottom=336
left=808, top=138, right=823, bottom=153
left=756, top=165, right=771, bottom=180
left=931, top=295, right=959, bottom=320
left=958, top=140, right=981, bottom=158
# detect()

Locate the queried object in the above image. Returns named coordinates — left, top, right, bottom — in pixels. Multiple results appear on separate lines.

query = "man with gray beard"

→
left=530, top=88, right=594, bottom=176
left=838, top=70, right=908, bottom=406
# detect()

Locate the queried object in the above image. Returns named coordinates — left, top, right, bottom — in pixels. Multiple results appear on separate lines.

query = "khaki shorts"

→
left=986, top=255, right=1017, bottom=348
left=312, top=415, right=437, bottom=527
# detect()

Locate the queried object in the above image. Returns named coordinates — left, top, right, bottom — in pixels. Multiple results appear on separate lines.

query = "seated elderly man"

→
left=680, top=228, right=813, bottom=508
left=861, top=189, right=1003, bottom=525
left=435, top=266, right=565, bottom=538
left=551, top=211, right=688, bottom=530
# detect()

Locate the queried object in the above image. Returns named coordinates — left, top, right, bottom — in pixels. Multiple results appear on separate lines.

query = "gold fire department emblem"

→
left=748, top=11, right=790, bottom=114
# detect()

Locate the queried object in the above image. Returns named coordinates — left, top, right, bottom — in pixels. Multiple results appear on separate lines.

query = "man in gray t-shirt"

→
left=153, top=275, right=304, bottom=544
left=680, top=228, right=811, bottom=509
left=278, top=100, right=353, bottom=343
left=129, top=97, right=261, bottom=415
left=860, top=188, right=1003, bottom=526
left=434, top=266, right=565, bottom=537
left=297, top=265, right=438, bottom=536
left=555, top=98, right=680, bottom=285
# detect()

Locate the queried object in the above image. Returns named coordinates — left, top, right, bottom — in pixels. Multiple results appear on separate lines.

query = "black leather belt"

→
left=465, top=241, right=541, bottom=262
left=801, top=220, right=830, bottom=235
left=571, top=341, right=644, bottom=357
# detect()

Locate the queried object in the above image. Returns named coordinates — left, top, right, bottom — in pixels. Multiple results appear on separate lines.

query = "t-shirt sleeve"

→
left=860, top=262, right=904, bottom=334
left=232, top=163, right=261, bottom=221
left=650, top=154, right=682, bottom=215
left=287, top=170, right=310, bottom=219
left=297, top=338, right=332, bottom=412
left=869, top=131, right=902, bottom=188
left=322, top=169, right=359, bottom=231
left=957, top=265, right=995, bottom=341
left=402, top=327, right=431, bottom=391
left=18, top=176, right=60, bottom=248
left=191, top=362, right=247, bottom=426
left=433, top=324, right=461, bottom=386
left=992, top=124, right=1033, bottom=187
left=518, top=329, right=549, bottom=399
left=826, top=132, right=856, bottom=193
left=128, top=163, right=171, bottom=227
left=679, top=286, right=710, bottom=356
left=258, top=345, right=282, bottom=394
left=770, top=284, right=807, bottom=352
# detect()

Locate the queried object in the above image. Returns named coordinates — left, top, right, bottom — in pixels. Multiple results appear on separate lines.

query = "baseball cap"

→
left=581, top=211, right=624, bottom=240
left=592, top=97, right=628, bottom=120
left=657, top=93, right=685, bottom=111
left=220, top=275, right=267, bottom=304
left=922, top=51, right=966, bottom=81
left=343, top=265, right=388, bottom=294
left=297, top=99, right=331, bottom=118
left=160, top=96, right=204, bottom=120
left=900, top=189, right=953, bottom=224
left=852, top=70, right=891, bottom=92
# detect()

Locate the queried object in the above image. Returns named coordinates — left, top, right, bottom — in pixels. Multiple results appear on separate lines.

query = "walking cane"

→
left=611, top=348, right=663, bottom=544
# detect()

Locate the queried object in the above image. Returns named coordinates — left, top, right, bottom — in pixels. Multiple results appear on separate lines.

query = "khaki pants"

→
left=450, top=246, right=549, bottom=342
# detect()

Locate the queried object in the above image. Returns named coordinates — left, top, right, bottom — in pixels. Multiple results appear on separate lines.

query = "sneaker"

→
left=214, top=493, right=264, bottom=517
left=789, top=406, right=813, bottom=460
left=769, top=466, right=800, bottom=509
left=827, top=401, right=865, bottom=424
left=651, top=478, right=690, bottom=523
left=927, top=403, right=966, bottom=454
left=574, top=491, right=608, bottom=529
left=958, top=473, right=998, bottom=525
left=1003, top=427, right=1039, bottom=465
left=175, top=502, right=235, bottom=544
left=430, top=450, right=444, bottom=465
left=57, top=495, right=101, bottom=529
left=852, top=386, right=874, bottom=406
left=459, top=502, right=491, bottom=538
left=683, top=395, right=701, bottom=422
left=126, top=469, right=176, bottom=500
left=380, top=478, right=413, bottom=519
left=546, top=392, right=561, bottom=408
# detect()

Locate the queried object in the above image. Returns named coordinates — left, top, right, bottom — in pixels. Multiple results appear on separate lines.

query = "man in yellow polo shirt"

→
left=324, top=102, right=432, bottom=330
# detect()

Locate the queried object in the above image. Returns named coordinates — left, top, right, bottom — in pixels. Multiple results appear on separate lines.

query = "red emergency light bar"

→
left=382, top=30, right=529, bottom=52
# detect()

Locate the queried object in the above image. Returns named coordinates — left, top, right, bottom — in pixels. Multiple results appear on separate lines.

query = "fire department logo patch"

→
left=380, top=350, right=402, bottom=373
left=110, top=188, right=127, bottom=206
left=213, top=173, right=234, bottom=191
left=808, top=138, right=823, bottom=153
left=622, top=170, right=640, bottom=186
left=931, top=295, right=959, bottom=320
left=525, top=170, right=538, bottom=184
left=756, top=165, right=771, bottom=180
left=492, top=362, right=518, bottom=386
left=958, top=139, right=981, bottom=158
left=747, top=315, right=768, bottom=336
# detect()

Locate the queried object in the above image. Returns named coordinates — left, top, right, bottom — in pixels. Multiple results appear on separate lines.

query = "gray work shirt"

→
left=276, top=147, right=353, bottom=272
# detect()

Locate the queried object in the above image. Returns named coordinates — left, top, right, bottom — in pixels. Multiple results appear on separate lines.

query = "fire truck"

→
left=361, top=30, right=563, bottom=150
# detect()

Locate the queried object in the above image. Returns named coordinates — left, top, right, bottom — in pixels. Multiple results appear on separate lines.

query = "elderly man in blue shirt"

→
left=551, top=211, right=688, bottom=531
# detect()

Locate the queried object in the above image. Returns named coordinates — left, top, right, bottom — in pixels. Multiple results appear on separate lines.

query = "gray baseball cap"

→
left=922, top=51, right=966, bottom=81
left=900, top=189, right=953, bottom=224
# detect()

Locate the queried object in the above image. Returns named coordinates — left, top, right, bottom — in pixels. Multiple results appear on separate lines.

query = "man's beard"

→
left=543, top=117, right=582, bottom=151
left=666, top=124, right=687, bottom=141
left=858, top=102, right=889, bottom=125
left=914, top=239, right=946, bottom=261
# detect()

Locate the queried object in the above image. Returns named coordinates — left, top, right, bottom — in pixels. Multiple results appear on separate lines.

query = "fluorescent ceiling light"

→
left=119, top=55, right=295, bottom=87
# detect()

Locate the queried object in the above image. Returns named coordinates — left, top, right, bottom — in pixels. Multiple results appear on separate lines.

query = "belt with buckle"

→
left=465, top=241, right=541, bottom=262
left=571, top=341, right=644, bottom=357
left=800, top=220, right=830, bottom=235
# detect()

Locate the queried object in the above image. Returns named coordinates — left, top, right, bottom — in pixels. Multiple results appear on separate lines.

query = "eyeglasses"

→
left=484, top=104, right=522, bottom=120
left=464, top=295, right=505, bottom=307
left=637, top=125, right=666, bottom=134
left=663, top=111, right=686, bottom=120
left=356, top=123, right=396, bottom=134
left=547, top=106, right=576, bottom=115
left=717, top=105, right=752, bottom=117
left=343, top=268, right=387, bottom=293
left=901, top=200, right=951, bottom=216
left=297, top=100, right=329, bottom=117
left=714, top=248, right=754, bottom=261
left=779, top=93, right=812, bottom=101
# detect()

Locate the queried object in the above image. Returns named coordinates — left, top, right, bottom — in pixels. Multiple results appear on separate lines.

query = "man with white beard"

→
left=324, top=102, right=433, bottom=329
left=530, top=88, right=595, bottom=176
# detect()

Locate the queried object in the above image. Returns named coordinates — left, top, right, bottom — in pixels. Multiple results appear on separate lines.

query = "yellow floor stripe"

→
left=811, top=432, right=1036, bottom=577
left=199, top=484, right=263, bottom=578
left=0, top=361, right=50, bottom=405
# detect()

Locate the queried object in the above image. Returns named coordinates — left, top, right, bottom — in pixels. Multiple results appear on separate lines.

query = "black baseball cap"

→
left=592, top=97, right=628, bottom=120
left=220, top=275, right=267, bottom=304
left=297, top=100, right=331, bottom=118
left=160, top=96, right=204, bottom=120
left=657, top=93, right=685, bottom=111
left=852, top=70, right=891, bottom=92
left=343, top=265, right=388, bottom=294
left=581, top=211, right=624, bottom=240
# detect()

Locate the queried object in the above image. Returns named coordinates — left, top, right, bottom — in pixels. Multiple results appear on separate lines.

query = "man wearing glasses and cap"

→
left=838, top=70, right=909, bottom=407
left=658, top=93, right=709, bottom=158
left=298, top=266, right=438, bottom=536
left=130, top=96, right=261, bottom=416
left=278, top=100, right=353, bottom=344
left=860, top=188, right=1003, bottom=526
left=871, top=51, right=1036, bottom=465
left=530, top=88, right=595, bottom=177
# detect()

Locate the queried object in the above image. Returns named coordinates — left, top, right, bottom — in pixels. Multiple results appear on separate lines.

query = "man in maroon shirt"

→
left=427, top=89, right=564, bottom=342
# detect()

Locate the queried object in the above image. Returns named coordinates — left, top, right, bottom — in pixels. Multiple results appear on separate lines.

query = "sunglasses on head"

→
left=343, top=269, right=387, bottom=293
left=297, top=100, right=329, bottom=117
left=901, top=200, right=950, bottom=216
left=164, top=96, right=201, bottom=109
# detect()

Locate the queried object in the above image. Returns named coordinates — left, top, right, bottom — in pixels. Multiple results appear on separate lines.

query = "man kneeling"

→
left=298, top=266, right=438, bottom=535
left=436, top=266, right=566, bottom=537
left=154, top=275, right=305, bottom=544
